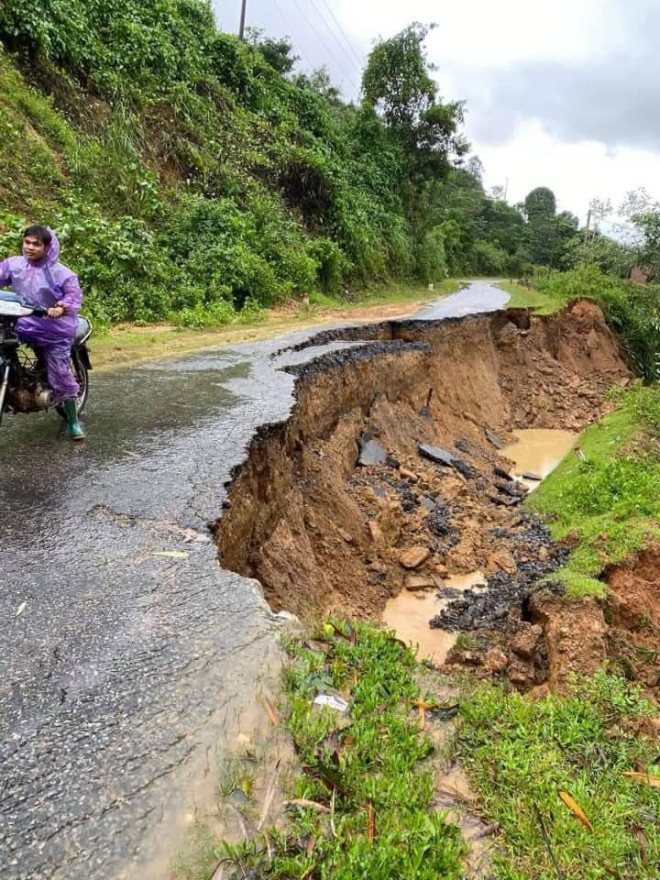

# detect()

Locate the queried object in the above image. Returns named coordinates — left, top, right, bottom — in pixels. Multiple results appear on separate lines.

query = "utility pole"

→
left=504, top=177, right=509, bottom=202
left=238, top=0, right=247, bottom=40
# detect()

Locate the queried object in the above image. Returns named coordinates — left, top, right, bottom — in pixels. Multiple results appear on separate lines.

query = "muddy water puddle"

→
left=500, top=428, right=578, bottom=491
left=383, top=572, right=486, bottom=663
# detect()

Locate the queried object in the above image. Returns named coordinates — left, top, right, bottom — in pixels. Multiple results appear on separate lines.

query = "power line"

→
left=290, top=0, right=358, bottom=92
left=308, top=0, right=363, bottom=79
left=318, top=0, right=363, bottom=68
left=272, top=0, right=315, bottom=71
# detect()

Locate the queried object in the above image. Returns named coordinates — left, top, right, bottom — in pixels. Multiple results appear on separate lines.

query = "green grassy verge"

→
left=456, top=672, right=660, bottom=879
left=528, top=385, right=660, bottom=597
left=177, top=623, right=660, bottom=880
left=496, top=280, right=566, bottom=315
left=191, top=622, right=465, bottom=879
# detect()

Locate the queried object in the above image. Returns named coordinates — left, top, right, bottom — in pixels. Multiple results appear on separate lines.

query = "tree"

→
left=361, top=23, right=467, bottom=191
left=521, top=187, right=577, bottom=267
left=524, top=186, right=556, bottom=219
left=245, top=27, right=298, bottom=75
left=293, top=67, right=342, bottom=106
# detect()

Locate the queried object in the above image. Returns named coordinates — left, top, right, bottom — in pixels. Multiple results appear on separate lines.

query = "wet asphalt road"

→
left=0, top=282, right=508, bottom=879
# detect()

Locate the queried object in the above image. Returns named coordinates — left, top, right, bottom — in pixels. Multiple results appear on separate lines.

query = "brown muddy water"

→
left=500, top=428, right=578, bottom=491
left=383, top=572, right=487, bottom=663
left=383, top=428, right=578, bottom=660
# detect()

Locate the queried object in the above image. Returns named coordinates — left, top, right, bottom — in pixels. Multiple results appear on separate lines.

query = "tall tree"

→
left=361, top=23, right=467, bottom=197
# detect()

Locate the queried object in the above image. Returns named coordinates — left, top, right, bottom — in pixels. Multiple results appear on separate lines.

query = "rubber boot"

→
left=63, top=397, right=85, bottom=441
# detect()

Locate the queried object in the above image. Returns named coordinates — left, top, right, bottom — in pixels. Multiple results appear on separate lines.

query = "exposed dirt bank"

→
left=216, top=301, right=630, bottom=689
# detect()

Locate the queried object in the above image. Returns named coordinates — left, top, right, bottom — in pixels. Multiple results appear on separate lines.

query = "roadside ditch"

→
left=215, top=299, right=632, bottom=693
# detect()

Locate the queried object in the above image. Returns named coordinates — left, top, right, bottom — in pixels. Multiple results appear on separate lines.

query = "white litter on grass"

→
left=313, top=694, right=349, bottom=713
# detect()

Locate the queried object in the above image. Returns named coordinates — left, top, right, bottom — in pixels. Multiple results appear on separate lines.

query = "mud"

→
left=602, top=549, right=660, bottom=694
left=216, top=301, right=630, bottom=689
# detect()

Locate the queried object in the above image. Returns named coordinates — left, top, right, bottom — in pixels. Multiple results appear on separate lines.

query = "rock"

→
left=507, top=659, right=534, bottom=688
left=485, top=428, right=505, bottom=450
left=522, top=471, right=542, bottom=481
left=493, top=466, right=514, bottom=481
left=399, top=467, right=419, bottom=483
left=434, top=562, right=448, bottom=577
left=405, top=574, right=437, bottom=591
left=510, top=624, right=543, bottom=660
left=482, top=648, right=508, bottom=674
left=420, top=495, right=436, bottom=510
left=418, top=443, right=456, bottom=467
left=490, top=550, right=517, bottom=575
left=489, top=494, right=521, bottom=508
left=368, top=521, right=384, bottom=544
left=338, top=529, right=353, bottom=544
left=495, top=480, right=527, bottom=499
left=538, top=546, right=549, bottom=561
left=357, top=432, right=387, bottom=466
left=399, top=546, right=431, bottom=570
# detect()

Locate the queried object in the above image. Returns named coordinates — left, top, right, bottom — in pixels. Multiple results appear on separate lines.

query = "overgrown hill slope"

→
left=0, top=1, right=431, bottom=325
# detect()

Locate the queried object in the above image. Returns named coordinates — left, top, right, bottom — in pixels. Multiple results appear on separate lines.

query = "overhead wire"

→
left=289, top=0, right=359, bottom=92
left=272, top=0, right=315, bottom=71
left=308, top=0, right=363, bottom=80
left=317, top=0, right=363, bottom=68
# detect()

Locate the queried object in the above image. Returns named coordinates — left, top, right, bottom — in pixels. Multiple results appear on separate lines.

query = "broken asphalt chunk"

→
left=418, top=442, right=457, bottom=467
left=485, top=428, right=505, bottom=449
left=357, top=432, right=387, bottom=466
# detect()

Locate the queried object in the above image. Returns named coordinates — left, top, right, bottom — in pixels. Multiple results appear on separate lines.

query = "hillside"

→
left=0, top=3, right=533, bottom=326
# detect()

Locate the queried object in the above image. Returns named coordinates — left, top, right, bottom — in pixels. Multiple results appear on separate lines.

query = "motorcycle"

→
left=0, top=290, right=92, bottom=427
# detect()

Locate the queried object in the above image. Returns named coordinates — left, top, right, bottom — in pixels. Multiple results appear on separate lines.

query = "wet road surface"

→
left=0, top=282, right=508, bottom=879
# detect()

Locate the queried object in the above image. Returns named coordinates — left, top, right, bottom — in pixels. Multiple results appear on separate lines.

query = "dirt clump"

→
left=604, top=548, right=660, bottom=692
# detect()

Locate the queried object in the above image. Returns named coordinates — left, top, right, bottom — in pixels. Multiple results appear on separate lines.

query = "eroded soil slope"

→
left=216, top=301, right=629, bottom=686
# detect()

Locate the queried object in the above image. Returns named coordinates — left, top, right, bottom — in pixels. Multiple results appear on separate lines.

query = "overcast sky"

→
left=214, top=0, right=660, bottom=222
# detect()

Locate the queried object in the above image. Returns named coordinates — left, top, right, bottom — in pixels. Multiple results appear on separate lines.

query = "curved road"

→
left=0, top=282, right=508, bottom=879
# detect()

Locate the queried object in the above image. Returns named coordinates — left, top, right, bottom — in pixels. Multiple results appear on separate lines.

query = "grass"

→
left=176, top=621, right=660, bottom=880
left=199, top=621, right=465, bottom=879
left=90, top=281, right=461, bottom=370
left=455, top=671, right=660, bottom=879
left=496, top=280, right=567, bottom=315
left=528, top=385, right=660, bottom=596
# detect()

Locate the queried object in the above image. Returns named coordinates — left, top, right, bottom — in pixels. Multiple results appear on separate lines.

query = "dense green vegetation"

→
left=3, top=0, right=646, bottom=331
left=529, top=384, right=660, bottom=596
left=457, top=672, right=660, bottom=879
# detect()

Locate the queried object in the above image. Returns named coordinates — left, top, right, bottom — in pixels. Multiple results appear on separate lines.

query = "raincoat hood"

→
left=27, top=227, right=60, bottom=268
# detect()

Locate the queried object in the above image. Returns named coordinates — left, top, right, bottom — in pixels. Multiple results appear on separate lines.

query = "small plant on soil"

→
left=455, top=670, right=660, bottom=878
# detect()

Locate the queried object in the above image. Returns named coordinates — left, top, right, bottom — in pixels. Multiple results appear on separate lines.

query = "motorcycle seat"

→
left=75, top=316, right=92, bottom=345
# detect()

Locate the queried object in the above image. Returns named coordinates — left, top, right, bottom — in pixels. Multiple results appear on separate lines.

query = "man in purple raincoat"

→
left=0, top=225, right=85, bottom=439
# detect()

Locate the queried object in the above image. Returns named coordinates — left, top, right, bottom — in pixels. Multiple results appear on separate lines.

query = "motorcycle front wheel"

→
left=55, top=352, right=89, bottom=418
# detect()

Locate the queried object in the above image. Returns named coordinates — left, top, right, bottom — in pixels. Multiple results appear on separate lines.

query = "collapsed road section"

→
left=217, top=300, right=630, bottom=688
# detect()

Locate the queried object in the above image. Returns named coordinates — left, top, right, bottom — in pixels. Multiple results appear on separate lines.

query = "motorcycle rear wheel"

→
left=55, top=354, right=89, bottom=418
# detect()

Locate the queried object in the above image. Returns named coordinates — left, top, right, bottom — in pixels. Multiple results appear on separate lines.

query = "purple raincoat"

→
left=0, top=230, right=82, bottom=402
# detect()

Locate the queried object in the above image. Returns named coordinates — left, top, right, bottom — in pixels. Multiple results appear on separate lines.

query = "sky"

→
left=214, top=0, right=660, bottom=223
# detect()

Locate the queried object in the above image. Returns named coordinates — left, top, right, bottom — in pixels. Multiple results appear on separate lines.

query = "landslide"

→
left=216, top=302, right=629, bottom=677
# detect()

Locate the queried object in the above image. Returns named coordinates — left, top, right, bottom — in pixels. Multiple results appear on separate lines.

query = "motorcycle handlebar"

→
left=31, top=306, right=47, bottom=318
